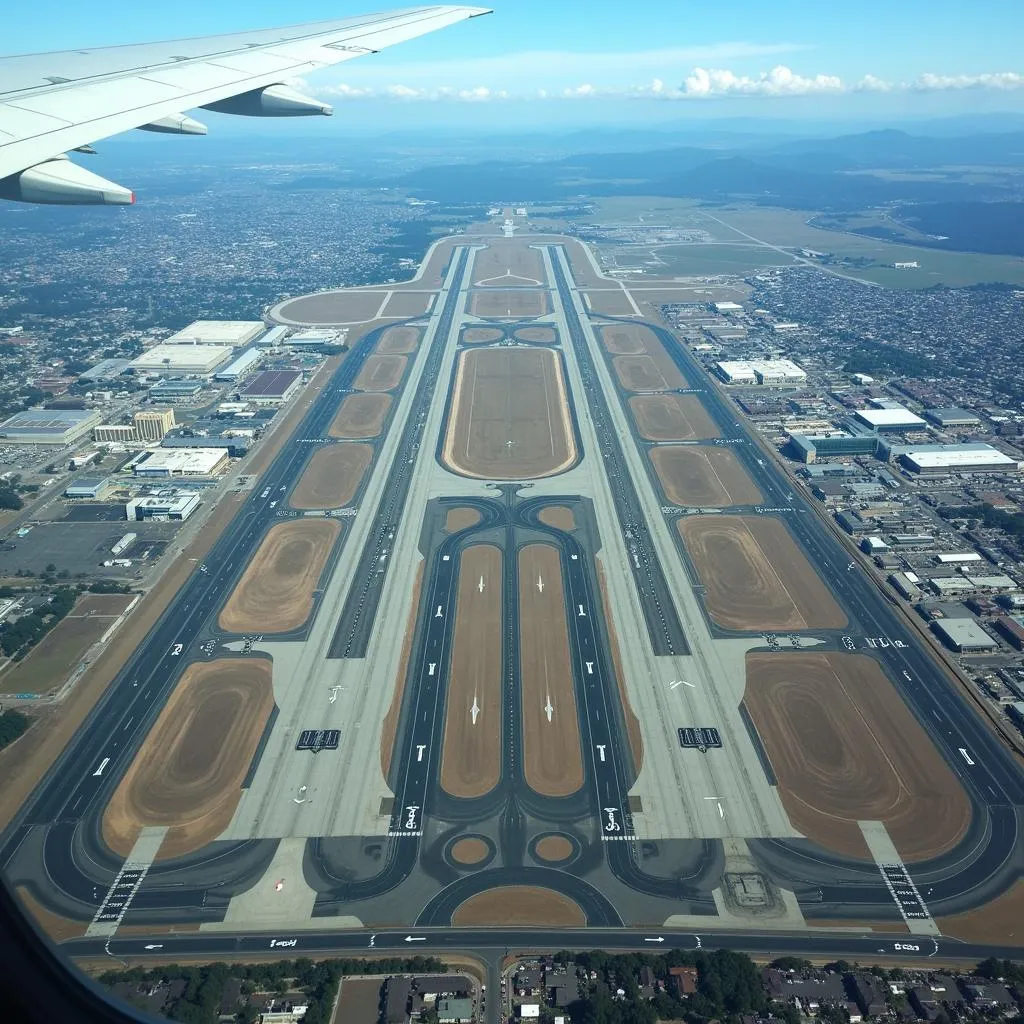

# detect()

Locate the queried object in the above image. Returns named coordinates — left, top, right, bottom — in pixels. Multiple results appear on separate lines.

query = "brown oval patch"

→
left=538, top=506, right=575, bottom=532
left=452, top=886, right=586, bottom=927
left=534, top=835, right=573, bottom=862
left=451, top=837, right=490, bottom=865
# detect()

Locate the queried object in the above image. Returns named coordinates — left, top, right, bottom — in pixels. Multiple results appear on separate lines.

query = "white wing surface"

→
left=0, top=5, right=490, bottom=203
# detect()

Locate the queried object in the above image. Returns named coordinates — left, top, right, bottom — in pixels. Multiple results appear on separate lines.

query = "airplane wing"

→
left=0, top=4, right=490, bottom=204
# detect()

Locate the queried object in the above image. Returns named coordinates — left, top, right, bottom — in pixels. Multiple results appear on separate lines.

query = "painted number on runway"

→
left=603, top=807, right=621, bottom=832
left=169, top=643, right=183, bottom=656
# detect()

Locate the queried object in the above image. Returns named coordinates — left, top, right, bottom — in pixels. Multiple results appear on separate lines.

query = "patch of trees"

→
left=97, top=956, right=448, bottom=1024
left=0, top=709, right=30, bottom=750
left=842, top=340, right=926, bottom=377
left=0, top=586, right=77, bottom=658
left=87, top=580, right=133, bottom=594
left=0, top=484, right=23, bottom=511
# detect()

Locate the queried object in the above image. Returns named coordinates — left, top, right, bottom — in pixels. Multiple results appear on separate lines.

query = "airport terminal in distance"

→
left=3, top=208, right=1024, bottom=973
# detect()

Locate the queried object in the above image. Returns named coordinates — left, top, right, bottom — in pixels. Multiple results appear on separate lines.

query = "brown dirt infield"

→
left=443, top=348, right=577, bottom=480
left=441, top=546, right=503, bottom=799
left=937, top=881, right=1024, bottom=944
left=539, top=506, right=576, bottom=531
left=629, top=394, right=720, bottom=441
left=103, top=658, right=274, bottom=860
left=470, top=290, right=550, bottom=318
left=650, top=446, right=763, bottom=507
left=290, top=443, right=372, bottom=510
left=381, top=291, right=434, bottom=318
left=354, top=354, right=407, bottom=392
left=446, top=507, right=481, bottom=533
left=743, top=652, right=971, bottom=862
left=376, top=325, right=421, bottom=355
left=519, top=544, right=584, bottom=797
left=328, top=393, right=392, bottom=439
left=596, top=562, right=643, bottom=773
left=680, top=516, right=847, bottom=631
left=613, top=354, right=686, bottom=392
left=535, top=835, right=574, bottom=862
left=462, top=327, right=504, bottom=344
left=451, top=837, right=490, bottom=865
left=218, top=520, right=340, bottom=634
left=16, top=886, right=87, bottom=942
left=381, top=564, right=423, bottom=778
left=452, top=886, right=586, bottom=927
left=472, top=243, right=546, bottom=286
left=274, top=290, right=386, bottom=325
left=585, top=290, right=637, bottom=316
left=0, top=594, right=135, bottom=696
left=515, top=326, right=557, bottom=343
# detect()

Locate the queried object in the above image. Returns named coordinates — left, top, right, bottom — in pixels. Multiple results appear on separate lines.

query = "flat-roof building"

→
left=238, top=369, right=302, bottom=405
left=925, top=407, right=982, bottom=428
left=932, top=617, right=998, bottom=652
left=900, top=445, right=1019, bottom=476
left=148, top=379, right=204, bottom=401
left=126, top=492, right=201, bottom=521
left=79, top=358, right=132, bottom=381
left=94, top=424, right=138, bottom=444
left=0, top=407, right=102, bottom=445
left=716, top=359, right=806, bottom=385
left=130, top=344, right=232, bottom=376
left=65, top=476, right=112, bottom=499
left=853, top=407, right=927, bottom=431
left=133, top=408, right=176, bottom=442
left=714, top=301, right=743, bottom=313
left=132, top=448, right=228, bottom=478
left=790, top=432, right=880, bottom=464
left=214, top=347, right=262, bottom=382
left=163, top=320, right=264, bottom=346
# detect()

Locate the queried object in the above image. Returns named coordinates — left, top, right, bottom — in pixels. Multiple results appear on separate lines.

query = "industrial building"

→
left=162, top=320, right=264, bottom=346
left=161, top=434, right=249, bottom=457
left=888, top=572, right=921, bottom=600
left=214, top=348, right=262, bottom=382
left=0, top=407, right=102, bottom=445
left=257, top=325, right=291, bottom=347
left=925, top=407, right=982, bottom=428
left=78, top=358, right=132, bottom=381
left=133, top=408, right=176, bottom=442
left=94, top=424, right=137, bottom=444
left=64, top=477, right=113, bottom=500
left=789, top=432, right=880, bottom=463
left=130, top=344, right=233, bottom=376
left=931, top=617, right=999, bottom=652
left=148, top=379, right=204, bottom=401
left=935, top=552, right=984, bottom=564
left=126, top=492, right=201, bottom=521
left=715, top=359, right=806, bottom=385
left=132, top=448, right=228, bottom=478
left=853, top=407, right=927, bottom=432
left=714, top=301, right=743, bottom=313
left=898, top=444, right=1019, bottom=476
left=239, top=369, right=302, bottom=405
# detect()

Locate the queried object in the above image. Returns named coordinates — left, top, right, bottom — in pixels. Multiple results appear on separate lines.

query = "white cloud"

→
left=854, top=74, right=893, bottom=93
left=912, top=71, right=1024, bottom=91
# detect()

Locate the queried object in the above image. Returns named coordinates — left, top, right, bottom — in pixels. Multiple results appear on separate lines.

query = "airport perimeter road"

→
left=63, top=924, right=1023, bottom=963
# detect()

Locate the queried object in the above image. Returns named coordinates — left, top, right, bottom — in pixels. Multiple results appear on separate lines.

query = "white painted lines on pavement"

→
left=669, top=679, right=695, bottom=689
left=959, top=748, right=975, bottom=765
left=585, top=662, right=594, bottom=675
left=478, top=575, right=485, bottom=593
left=596, top=744, right=606, bottom=762
left=544, top=695, right=554, bottom=723
left=536, top=575, right=544, bottom=593
left=416, top=744, right=426, bottom=762
left=434, top=605, right=443, bottom=618
left=92, top=757, right=110, bottom=777
left=577, top=604, right=586, bottom=617
left=428, top=663, right=436, bottom=676
left=471, top=696, right=481, bottom=725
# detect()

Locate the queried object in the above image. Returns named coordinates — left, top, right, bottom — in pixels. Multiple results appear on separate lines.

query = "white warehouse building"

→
left=716, top=359, right=806, bottom=385
left=162, top=320, right=265, bottom=346
left=130, top=344, right=232, bottom=376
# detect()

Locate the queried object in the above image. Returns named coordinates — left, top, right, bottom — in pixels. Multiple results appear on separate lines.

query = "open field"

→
left=518, top=544, right=583, bottom=797
left=274, top=290, right=386, bottom=324
left=451, top=837, right=490, bottom=865
left=539, top=506, right=575, bottom=531
left=0, top=356, right=342, bottom=833
left=331, top=978, right=382, bottom=1024
left=328, top=393, right=392, bottom=439
left=445, top=507, right=481, bottom=533
left=0, top=593, right=135, bottom=696
left=381, top=291, right=434, bottom=318
left=515, top=326, right=557, bottom=343
left=441, top=546, right=503, bottom=799
left=290, top=443, right=372, bottom=510
left=585, top=290, right=637, bottom=315
left=649, top=243, right=801, bottom=276
left=470, top=290, right=550, bottom=318
left=680, top=516, right=847, bottom=631
left=462, top=327, right=504, bottom=344
left=381, top=565, right=422, bottom=778
left=452, top=886, right=586, bottom=927
left=629, top=394, right=719, bottom=441
left=600, top=323, right=666, bottom=356
left=744, top=652, right=971, bottom=861
left=354, top=354, right=407, bottom=392
left=937, top=880, right=1024, bottom=944
left=650, top=446, right=763, bottom=507
left=218, top=520, right=340, bottom=634
left=376, top=326, right=421, bottom=355
left=443, top=348, right=577, bottom=480
left=535, top=835, right=574, bottom=862
left=103, top=658, right=274, bottom=860
left=612, top=351, right=687, bottom=392
left=472, top=243, right=546, bottom=285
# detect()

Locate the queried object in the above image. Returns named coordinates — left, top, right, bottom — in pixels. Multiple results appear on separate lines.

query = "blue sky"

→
left=6, top=1, right=1024, bottom=130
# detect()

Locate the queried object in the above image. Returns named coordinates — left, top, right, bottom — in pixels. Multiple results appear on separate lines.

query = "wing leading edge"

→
left=0, top=5, right=491, bottom=203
